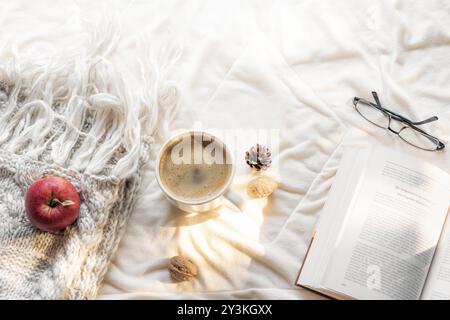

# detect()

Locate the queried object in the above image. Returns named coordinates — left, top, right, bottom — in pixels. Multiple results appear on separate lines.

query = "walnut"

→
left=247, top=175, right=278, bottom=198
left=169, top=255, right=198, bottom=282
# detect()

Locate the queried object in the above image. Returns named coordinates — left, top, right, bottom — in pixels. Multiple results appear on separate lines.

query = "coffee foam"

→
left=159, top=133, right=232, bottom=203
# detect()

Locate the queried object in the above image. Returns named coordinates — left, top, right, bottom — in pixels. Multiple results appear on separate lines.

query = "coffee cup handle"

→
left=223, top=189, right=246, bottom=211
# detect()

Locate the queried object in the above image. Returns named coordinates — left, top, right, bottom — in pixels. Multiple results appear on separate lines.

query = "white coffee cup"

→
left=155, top=130, right=238, bottom=213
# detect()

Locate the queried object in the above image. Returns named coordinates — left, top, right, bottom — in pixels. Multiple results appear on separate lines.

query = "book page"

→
left=421, top=213, right=450, bottom=299
left=297, top=147, right=368, bottom=289
left=322, top=147, right=450, bottom=300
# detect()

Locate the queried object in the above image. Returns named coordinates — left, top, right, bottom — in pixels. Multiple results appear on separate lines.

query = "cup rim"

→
left=155, top=130, right=235, bottom=206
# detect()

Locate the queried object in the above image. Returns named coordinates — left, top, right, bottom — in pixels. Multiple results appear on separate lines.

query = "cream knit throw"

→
left=0, top=26, right=179, bottom=299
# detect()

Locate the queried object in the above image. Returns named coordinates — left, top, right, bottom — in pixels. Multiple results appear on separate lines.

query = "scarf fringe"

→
left=0, top=22, right=181, bottom=179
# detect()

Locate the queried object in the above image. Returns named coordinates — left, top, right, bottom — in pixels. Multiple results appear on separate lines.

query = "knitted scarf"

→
left=0, top=24, right=179, bottom=299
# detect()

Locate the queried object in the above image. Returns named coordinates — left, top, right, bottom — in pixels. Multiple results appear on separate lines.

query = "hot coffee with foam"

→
left=158, top=132, right=232, bottom=203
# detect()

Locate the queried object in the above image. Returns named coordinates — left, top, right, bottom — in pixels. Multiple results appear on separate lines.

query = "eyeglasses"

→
left=353, top=92, right=445, bottom=151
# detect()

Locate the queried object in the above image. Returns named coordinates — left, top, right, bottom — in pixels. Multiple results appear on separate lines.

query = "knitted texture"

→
left=0, top=25, right=180, bottom=299
left=0, top=149, right=146, bottom=299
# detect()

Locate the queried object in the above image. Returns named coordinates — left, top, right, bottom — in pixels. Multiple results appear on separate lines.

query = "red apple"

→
left=25, top=177, right=81, bottom=232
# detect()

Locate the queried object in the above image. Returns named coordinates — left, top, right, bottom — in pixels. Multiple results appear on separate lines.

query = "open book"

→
left=297, top=146, right=450, bottom=300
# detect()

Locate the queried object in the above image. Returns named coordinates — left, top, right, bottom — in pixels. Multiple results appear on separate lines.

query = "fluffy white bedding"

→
left=1, top=0, right=449, bottom=299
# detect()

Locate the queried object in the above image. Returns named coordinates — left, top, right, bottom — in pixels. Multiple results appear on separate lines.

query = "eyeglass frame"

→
left=353, top=92, right=445, bottom=151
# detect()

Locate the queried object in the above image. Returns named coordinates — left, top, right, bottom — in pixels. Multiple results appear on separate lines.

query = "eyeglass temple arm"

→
left=371, top=92, right=439, bottom=125
left=371, top=92, right=382, bottom=107
left=387, top=111, right=438, bottom=126
left=410, top=116, right=439, bottom=125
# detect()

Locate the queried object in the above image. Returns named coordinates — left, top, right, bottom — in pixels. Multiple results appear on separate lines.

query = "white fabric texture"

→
left=1, top=0, right=449, bottom=300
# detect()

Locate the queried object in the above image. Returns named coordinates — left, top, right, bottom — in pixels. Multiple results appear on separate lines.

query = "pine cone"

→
left=245, top=144, right=272, bottom=170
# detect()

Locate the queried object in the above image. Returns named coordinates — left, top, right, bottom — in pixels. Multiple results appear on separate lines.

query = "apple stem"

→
left=49, top=198, right=75, bottom=208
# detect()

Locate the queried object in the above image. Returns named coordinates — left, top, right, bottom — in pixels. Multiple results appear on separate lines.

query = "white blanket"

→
left=2, top=0, right=449, bottom=300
